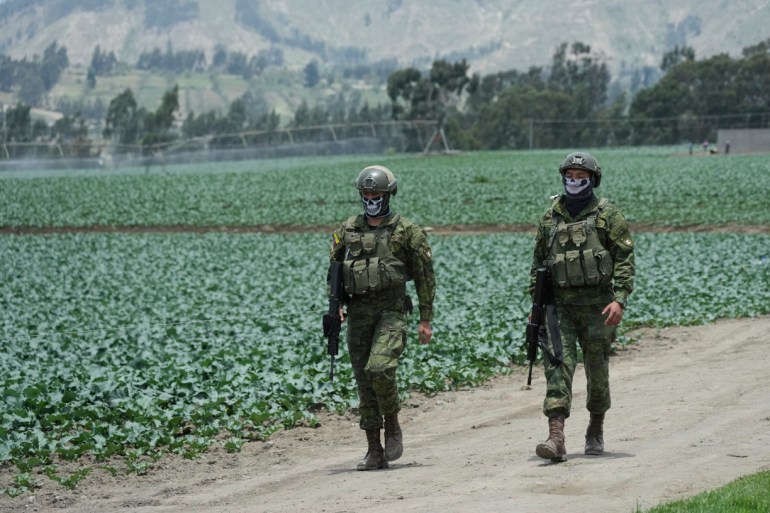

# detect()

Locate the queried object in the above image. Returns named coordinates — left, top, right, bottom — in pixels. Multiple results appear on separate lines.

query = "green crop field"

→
left=1, top=148, right=769, bottom=496
left=2, top=149, right=769, bottom=228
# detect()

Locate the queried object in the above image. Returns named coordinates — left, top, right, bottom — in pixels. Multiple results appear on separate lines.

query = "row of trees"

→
left=3, top=38, right=770, bottom=158
left=381, top=39, right=770, bottom=150
left=1, top=103, right=88, bottom=150
left=135, top=44, right=285, bottom=80
left=291, top=36, right=770, bottom=151
left=101, top=85, right=394, bottom=152
left=102, top=86, right=180, bottom=152
left=628, top=40, right=770, bottom=144
left=0, top=41, right=69, bottom=105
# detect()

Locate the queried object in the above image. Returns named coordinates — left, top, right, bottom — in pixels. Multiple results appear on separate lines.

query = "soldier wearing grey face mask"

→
left=528, top=151, right=636, bottom=463
left=329, top=165, right=436, bottom=471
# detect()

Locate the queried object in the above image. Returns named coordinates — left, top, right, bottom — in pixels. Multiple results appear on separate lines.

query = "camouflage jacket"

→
left=530, top=195, right=635, bottom=307
left=330, top=212, right=435, bottom=322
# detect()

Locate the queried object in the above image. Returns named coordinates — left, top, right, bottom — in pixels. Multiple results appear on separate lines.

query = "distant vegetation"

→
left=0, top=0, right=183, bottom=26
left=233, top=0, right=366, bottom=65
left=135, top=44, right=284, bottom=78
left=1, top=37, right=770, bottom=157
left=0, top=41, right=68, bottom=105
left=143, top=0, right=198, bottom=29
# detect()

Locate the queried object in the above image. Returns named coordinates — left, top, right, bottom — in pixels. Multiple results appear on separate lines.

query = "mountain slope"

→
left=1, top=0, right=768, bottom=77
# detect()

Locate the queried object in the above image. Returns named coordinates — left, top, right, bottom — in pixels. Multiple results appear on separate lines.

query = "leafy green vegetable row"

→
left=2, top=232, right=768, bottom=481
left=1, top=148, right=768, bottom=228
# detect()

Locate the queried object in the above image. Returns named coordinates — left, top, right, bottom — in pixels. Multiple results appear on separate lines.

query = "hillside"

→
left=2, top=0, right=768, bottom=76
left=1, top=0, right=769, bottom=120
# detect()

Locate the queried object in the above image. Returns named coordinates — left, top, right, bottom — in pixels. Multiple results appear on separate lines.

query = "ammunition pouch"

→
left=546, top=200, right=613, bottom=289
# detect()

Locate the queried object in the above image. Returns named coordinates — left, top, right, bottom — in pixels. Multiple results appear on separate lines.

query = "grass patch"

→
left=642, top=471, right=770, bottom=512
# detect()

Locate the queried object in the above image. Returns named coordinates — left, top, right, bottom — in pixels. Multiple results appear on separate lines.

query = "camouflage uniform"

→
left=530, top=195, right=635, bottom=419
left=330, top=212, right=435, bottom=430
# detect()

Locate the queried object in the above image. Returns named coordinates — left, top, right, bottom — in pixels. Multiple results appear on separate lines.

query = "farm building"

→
left=716, top=128, right=770, bottom=154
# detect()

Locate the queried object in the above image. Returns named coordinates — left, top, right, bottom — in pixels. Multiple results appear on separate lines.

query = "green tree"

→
left=226, top=98, right=247, bottom=130
left=257, top=109, right=280, bottom=131
left=661, top=45, right=695, bottom=72
left=741, top=38, right=770, bottom=58
left=736, top=49, right=770, bottom=115
left=471, top=86, right=573, bottom=149
left=17, top=68, right=46, bottom=106
left=90, top=45, right=118, bottom=76
left=304, top=59, right=320, bottom=87
left=141, top=85, right=180, bottom=152
left=182, top=110, right=218, bottom=138
left=388, top=59, right=477, bottom=123
left=104, top=88, right=141, bottom=145
left=628, top=48, right=770, bottom=144
left=0, top=55, right=14, bottom=92
left=52, top=112, right=88, bottom=142
left=466, top=67, right=544, bottom=114
left=291, top=100, right=311, bottom=127
left=547, top=42, right=610, bottom=119
left=387, top=67, right=425, bottom=120
left=86, top=67, right=97, bottom=89
left=40, top=41, right=69, bottom=90
left=4, top=103, right=32, bottom=142
left=429, top=59, right=478, bottom=109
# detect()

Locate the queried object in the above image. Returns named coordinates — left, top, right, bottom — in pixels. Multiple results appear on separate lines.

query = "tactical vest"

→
left=545, top=198, right=614, bottom=288
left=341, top=215, right=408, bottom=296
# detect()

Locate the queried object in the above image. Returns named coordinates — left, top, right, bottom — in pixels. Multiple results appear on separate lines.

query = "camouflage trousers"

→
left=542, top=303, right=615, bottom=419
left=346, top=300, right=407, bottom=431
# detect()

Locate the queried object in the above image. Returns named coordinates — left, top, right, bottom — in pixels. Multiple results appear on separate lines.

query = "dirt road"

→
left=10, top=316, right=770, bottom=513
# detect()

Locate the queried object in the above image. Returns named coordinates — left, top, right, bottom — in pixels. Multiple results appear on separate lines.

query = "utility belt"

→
left=347, top=287, right=413, bottom=316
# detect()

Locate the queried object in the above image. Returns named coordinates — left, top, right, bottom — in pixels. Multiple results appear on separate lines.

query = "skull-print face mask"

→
left=362, top=194, right=390, bottom=217
left=564, top=176, right=593, bottom=196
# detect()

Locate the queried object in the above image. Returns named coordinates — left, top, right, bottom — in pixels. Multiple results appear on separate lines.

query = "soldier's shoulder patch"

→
left=616, top=233, right=634, bottom=250
left=330, top=231, right=345, bottom=254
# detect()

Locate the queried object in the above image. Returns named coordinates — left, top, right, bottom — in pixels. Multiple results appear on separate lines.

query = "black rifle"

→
left=322, top=261, right=344, bottom=381
left=525, top=267, right=563, bottom=386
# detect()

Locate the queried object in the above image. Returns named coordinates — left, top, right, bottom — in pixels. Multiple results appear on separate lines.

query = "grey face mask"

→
left=362, top=194, right=388, bottom=217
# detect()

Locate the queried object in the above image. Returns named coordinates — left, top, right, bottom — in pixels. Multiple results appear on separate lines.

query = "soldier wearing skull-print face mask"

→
left=328, top=165, right=435, bottom=471
left=529, top=151, right=636, bottom=463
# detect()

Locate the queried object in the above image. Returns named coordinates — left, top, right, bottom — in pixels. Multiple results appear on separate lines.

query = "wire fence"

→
left=0, top=120, right=442, bottom=170
left=1, top=111, right=769, bottom=170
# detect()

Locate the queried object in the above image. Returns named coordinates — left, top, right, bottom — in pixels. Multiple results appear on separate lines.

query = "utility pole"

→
left=528, top=118, right=534, bottom=150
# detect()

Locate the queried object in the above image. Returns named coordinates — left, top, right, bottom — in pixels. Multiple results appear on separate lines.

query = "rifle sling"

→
left=543, top=303, right=563, bottom=366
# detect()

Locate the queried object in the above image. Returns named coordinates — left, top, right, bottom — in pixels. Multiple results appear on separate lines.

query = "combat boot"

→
left=357, top=429, right=388, bottom=471
left=383, top=414, right=403, bottom=461
left=535, top=414, right=567, bottom=462
left=584, top=413, right=605, bottom=455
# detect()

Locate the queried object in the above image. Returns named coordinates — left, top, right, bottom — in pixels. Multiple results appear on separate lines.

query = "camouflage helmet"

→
left=353, top=165, right=398, bottom=196
left=559, top=151, right=602, bottom=187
